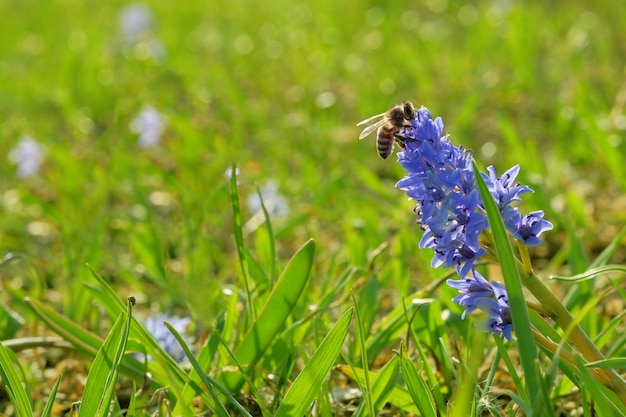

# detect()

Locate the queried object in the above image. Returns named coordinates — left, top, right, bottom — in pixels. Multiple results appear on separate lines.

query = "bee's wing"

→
left=356, top=112, right=386, bottom=126
left=357, top=112, right=387, bottom=140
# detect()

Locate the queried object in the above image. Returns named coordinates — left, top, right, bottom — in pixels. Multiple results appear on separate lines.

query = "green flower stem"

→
left=532, top=329, right=577, bottom=368
left=520, top=268, right=626, bottom=404
left=517, top=241, right=534, bottom=276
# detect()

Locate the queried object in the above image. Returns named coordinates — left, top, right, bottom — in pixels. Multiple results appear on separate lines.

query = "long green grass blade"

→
left=256, top=185, right=277, bottom=283
left=473, top=162, right=541, bottom=407
left=274, top=308, right=353, bottom=417
left=173, top=311, right=226, bottom=416
left=41, top=375, right=63, bottom=417
left=24, top=296, right=146, bottom=383
left=164, top=321, right=249, bottom=417
left=352, top=293, right=375, bottom=417
left=25, top=296, right=103, bottom=354
left=0, top=341, right=34, bottom=417
left=222, top=238, right=315, bottom=392
left=79, top=300, right=132, bottom=417
left=230, top=164, right=256, bottom=323
left=398, top=344, right=437, bottom=417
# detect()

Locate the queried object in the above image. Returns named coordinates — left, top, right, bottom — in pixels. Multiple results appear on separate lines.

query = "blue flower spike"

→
left=388, top=104, right=552, bottom=339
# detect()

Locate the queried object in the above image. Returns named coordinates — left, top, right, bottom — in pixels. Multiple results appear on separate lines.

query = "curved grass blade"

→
left=79, top=299, right=132, bottom=417
left=550, top=265, right=626, bottom=282
left=274, top=308, right=353, bottom=417
left=586, top=358, right=626, bottom=369
left=473, top=162, right=541, bottom=406
left=222, top=238, right=315, bottom=392
left=0, top=341, right=34, bottom=417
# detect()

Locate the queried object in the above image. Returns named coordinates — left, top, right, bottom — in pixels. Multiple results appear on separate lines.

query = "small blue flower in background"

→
left=243, top=180, right=290, bottom=234
left=118, top=3, right=153, bottom=42
left=130, top=106, right=165, bottom=148
left=246, top=180, right=289, bottom=219
left=143, top=314, right=194, bottom=363
left=392, top=105, right=552, bottom=339
left=118, top=3, right=166, bottom=61
left=9, top=136, right=44, bottom=177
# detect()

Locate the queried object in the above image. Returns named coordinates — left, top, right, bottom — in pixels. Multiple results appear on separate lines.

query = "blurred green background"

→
left=1, top=0, right=625, bottom=326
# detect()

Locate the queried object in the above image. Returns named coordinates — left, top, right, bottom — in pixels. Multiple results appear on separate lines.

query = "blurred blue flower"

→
left=130, top=106, right=165, bottom=147
left=247, top=180, right=289, bottom=218
left=9, top=136, right=44, bottom=177
left=143, top=314, right=193, bottom=363
left=118, top=3, right=166, bottom=61
left=119, top=3, right=154, bottom=42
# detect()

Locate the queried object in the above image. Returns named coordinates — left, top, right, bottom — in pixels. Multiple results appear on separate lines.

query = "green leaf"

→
left=79, top=300, right=132, bottom=417
left=473, top=162, right=541, bottom=406
left=222, top=238, right=315, bottom=392
left=0, top=341, right=34, bottom=417
left=274, top=308, right=353, bottom=417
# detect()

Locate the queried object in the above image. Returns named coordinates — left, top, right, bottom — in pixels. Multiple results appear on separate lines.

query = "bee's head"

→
left=402, top=102, right=415, bottom=120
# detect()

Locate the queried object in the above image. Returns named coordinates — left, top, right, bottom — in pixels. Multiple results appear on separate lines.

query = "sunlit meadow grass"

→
left=1, top=0, right=626, bottom=415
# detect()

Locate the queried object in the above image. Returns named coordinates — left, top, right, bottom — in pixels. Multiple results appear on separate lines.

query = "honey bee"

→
left=357, top=101, right=416, bottom=159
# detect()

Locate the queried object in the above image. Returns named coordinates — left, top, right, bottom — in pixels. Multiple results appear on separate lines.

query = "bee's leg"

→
left=394, top=132, right=418, bottom=149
